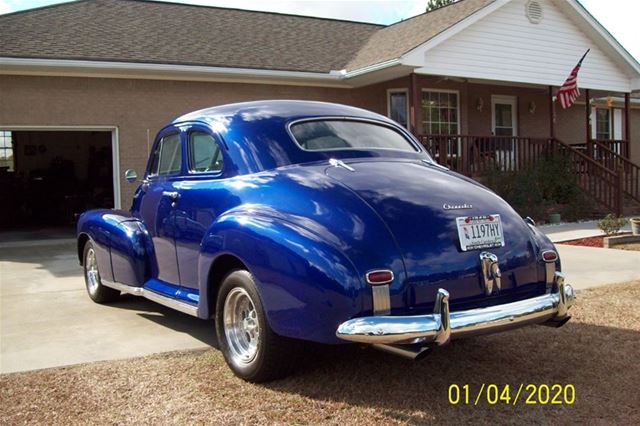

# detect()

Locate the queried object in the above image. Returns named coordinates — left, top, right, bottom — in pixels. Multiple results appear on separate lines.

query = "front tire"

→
left=215, top=270, right=301, bottom=382
left=83, top=240, right=120, bottom=303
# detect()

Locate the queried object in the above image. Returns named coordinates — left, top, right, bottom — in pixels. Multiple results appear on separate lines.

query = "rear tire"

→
left=83, top=240, right=120, bottom=303
left=215, top=270, right=301, bottom=382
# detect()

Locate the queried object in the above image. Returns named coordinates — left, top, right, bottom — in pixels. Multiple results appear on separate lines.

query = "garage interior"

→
left=0, top=130, right=114, bottom=231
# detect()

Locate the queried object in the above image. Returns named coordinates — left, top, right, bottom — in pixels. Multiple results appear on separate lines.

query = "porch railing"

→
left=417, top=134, right=626, bottom=215
left=550, top=139, right=623, bottom=215
left=577, top=140, right=640, bottom=203
left=591, top=139, right=629, bottom=158
left=417, top=134, right=554, bottom=176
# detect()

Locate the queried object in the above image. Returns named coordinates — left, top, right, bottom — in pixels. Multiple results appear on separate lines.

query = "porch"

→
left=375, top=73, right=639, bottom=215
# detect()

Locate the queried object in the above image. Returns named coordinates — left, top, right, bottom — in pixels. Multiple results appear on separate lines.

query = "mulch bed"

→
left=559, top=235, right=605, bottom=247
left=559, top=233, right=637, bottom=249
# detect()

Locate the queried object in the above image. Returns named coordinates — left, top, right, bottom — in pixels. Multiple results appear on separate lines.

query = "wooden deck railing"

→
left=550, top=139, right=623, bottom=216
left=588, top=141, right=639, bottom=203
left=416, top=134, right=554, bottom=176
left=417, top=134, right=626, bottom=215
left=592, top=139, right=629, bottom=158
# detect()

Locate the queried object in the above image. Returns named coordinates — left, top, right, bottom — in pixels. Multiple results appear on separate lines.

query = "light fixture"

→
left=606, top=96, right=614, bottom=108
left=476, top=98, right=484, bottom=112
left=529, top=101, right=537, bottom=114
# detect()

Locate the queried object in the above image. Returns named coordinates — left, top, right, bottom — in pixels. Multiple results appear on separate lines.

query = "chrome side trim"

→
left=542, top=250, right=558, bottom=288
left=372, top=284, right=391, bottom=315
left=544, top=263, right=555, bottom=288
left=101, top=280, right=198, bottom=317
left=336, top=273, right=575, bottom=345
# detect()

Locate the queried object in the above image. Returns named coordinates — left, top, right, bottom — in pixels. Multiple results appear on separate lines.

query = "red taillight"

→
left=542, top=250, right=558, bottom=262
left=366, top=270, right=394, bottom=285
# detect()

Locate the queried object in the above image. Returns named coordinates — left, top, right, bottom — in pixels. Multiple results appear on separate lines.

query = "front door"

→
left=491, top=95, right=518, bottom=170
left=138, top=131, right=183, bottom=285
left=173, top=129, right=228, bottom=291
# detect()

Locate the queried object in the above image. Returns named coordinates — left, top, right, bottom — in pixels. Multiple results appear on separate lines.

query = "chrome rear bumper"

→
left=336, top=272, right=575, bottom=346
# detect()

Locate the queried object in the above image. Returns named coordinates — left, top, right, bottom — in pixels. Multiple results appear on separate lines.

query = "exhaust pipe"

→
left=373, top=344, right=430, bottom=361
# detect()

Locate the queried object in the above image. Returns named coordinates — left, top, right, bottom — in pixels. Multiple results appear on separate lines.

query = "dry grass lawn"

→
left=2, top=281, right=639, bottom=425
left=614, top=243, right=640, bottom=251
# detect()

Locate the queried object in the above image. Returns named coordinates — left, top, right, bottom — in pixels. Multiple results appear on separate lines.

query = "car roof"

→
left=171, top=100, right=390, bottom=126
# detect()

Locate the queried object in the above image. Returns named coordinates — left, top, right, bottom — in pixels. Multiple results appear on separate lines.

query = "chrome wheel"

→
left=85, top=247, right=99, bottom=295
left=223, top=287, right=260, bottom=365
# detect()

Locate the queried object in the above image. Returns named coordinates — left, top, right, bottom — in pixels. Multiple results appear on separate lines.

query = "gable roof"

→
left=0, top=0, right=637, bottom=90
left=0, top=0, right=380, bottom=73
left=346, top=0, right=495, bottom=71
left=0, top=0, right=497, bottom=74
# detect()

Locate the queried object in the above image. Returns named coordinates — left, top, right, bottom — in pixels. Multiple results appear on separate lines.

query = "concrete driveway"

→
left=1, top=238, right=638, bottom=374
left=0, top=241, right=212, bottom=374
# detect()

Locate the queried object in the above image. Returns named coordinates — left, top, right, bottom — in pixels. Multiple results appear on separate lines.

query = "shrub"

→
left=486, top=154, right=593, bottom=222
left=597, top=214, right=628, bottom=236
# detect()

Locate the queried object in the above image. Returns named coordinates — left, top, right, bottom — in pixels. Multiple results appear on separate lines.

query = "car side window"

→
left=152, top=133, right=182, bottom=176
left=189, top=132, right=224, bottom=173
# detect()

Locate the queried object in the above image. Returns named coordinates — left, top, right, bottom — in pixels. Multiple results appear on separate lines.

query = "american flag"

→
left=557, top=49, right=590, bottom=109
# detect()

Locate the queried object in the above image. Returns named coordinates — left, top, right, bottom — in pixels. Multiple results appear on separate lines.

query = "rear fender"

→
left=198, top=211, right=366, bottom=344
left=77, top=209, right=154, bottom=287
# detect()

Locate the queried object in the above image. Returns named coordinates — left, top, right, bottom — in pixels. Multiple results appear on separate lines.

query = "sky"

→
left=0, top=0, right=638, bottom=62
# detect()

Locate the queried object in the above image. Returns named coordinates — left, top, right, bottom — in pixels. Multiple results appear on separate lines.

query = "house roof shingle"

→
left=346, top=0, right=495, bottom=70
left=0, top=0, right=494, bottom=73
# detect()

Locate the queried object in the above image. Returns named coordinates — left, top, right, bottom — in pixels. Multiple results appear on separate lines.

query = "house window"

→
left=421, top=90, right=458, bottom=134
left=595, top=108, right=611, bottom=140
left=0, top=131, right=14, bottom=172
left=387, top=90, right=408, bottom=129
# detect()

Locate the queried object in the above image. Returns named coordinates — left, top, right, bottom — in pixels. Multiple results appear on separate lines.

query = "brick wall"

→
left=1, top=74, right=638, bottom=207
left=0, top=75, right=356, bottom=206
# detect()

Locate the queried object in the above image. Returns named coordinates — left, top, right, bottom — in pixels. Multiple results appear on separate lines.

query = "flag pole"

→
left=578, top=49, right=590, bottom=65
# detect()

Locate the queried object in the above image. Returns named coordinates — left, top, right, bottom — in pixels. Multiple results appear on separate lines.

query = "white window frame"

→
left=420, top=88, right=460, bottom=135
left=0, top=131, right=14, bottom=172
left=386, top=88, right=410, bottom=130
left=491, top=95, right=518, bottom=136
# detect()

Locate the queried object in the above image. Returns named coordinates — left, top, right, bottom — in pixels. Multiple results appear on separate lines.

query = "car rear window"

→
left=290, top=120, right=418, bottom=152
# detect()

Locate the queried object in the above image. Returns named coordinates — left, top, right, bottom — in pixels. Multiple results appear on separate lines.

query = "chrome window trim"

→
left=286, top=116, right=423, bottom=154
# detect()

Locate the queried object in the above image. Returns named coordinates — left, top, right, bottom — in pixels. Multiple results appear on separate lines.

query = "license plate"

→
left=456, top=215, right=505, bottom=251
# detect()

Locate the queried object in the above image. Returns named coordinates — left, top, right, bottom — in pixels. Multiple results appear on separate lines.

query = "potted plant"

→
left=631, top=217, right=640, bottom=236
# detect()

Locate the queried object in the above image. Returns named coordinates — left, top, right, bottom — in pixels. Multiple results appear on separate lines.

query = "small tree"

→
left=426, top=0, right=458, bottom=12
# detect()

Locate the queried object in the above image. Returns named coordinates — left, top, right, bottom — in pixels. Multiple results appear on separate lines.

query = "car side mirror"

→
left=124, top=169, right=138, bottom=183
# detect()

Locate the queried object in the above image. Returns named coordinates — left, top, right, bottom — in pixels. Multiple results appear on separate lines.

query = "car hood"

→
left=325, top=159, right=543, bottom=312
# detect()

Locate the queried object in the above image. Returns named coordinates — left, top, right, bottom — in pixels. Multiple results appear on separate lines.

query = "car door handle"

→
left=162, top=191, right=180, bottom=200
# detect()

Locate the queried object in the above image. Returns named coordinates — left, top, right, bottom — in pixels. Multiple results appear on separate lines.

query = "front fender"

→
left=199, top=211, right=367, bottom=344
left=77, top=209, right=153, bottom=287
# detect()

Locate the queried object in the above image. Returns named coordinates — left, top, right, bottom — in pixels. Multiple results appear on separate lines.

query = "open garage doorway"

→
left=0, top=128, right=118, bottom=233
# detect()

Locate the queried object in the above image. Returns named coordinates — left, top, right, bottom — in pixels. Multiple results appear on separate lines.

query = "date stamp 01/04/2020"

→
left=448, top=384, right=576, bottom=406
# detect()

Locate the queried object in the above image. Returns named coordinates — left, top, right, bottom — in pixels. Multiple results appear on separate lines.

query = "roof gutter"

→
left=342, top=58, right=402, bottom=79
left=0, top=57, right=350, bottom=87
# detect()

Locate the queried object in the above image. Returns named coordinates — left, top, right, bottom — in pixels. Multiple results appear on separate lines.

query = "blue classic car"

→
left=77, top=100, right=575, bottom=382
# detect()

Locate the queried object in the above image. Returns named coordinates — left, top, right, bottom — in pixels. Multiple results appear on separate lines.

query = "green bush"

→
left=486, top=154, right=592, bottom=222
left=597, top=214, right=628, bottom=236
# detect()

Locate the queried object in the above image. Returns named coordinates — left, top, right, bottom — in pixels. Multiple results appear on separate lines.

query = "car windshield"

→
left=290, top=120, right=418, bottom=152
